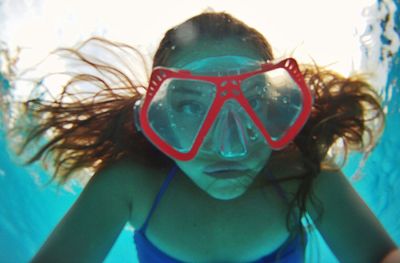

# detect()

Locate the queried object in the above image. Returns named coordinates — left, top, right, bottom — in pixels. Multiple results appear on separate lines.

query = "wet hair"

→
left=1, top=11, right=384, bottom=258
left=153, top=12, right=273, bottom=66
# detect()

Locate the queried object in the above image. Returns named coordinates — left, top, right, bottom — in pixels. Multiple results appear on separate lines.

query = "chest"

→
left=129, top=169, right=297, bottom=262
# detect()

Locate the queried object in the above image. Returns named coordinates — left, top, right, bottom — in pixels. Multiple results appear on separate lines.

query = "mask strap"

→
left=133, top=99, right=142, bottom=133
left=181, top=55, right=263, bottom=73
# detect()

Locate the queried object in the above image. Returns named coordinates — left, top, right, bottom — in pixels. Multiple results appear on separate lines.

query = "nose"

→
left=209, top=100, right=258, bottom=158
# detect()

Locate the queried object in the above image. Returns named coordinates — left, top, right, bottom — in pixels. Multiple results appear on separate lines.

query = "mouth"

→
left=203, top=161, right=250, bottom=179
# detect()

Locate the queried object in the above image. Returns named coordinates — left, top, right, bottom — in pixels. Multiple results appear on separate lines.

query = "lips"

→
left=203, top=161, right=249, bottom=178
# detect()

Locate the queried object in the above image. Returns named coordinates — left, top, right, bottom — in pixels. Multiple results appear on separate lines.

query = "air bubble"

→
left=171, top=45, right=176, bottom=50
left=247, top=126, right=258, bottom=141
left=249, top=132, right=258, bottom=141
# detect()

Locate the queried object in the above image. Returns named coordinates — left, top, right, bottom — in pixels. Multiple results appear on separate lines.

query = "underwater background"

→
left=0, top=0, right=399, bottom=262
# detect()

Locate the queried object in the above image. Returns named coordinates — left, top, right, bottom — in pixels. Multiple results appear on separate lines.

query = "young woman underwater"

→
left=2, top=11, right=399, bottom=263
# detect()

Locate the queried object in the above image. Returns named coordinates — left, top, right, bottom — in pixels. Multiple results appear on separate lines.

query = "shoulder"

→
left=31, top=156, right=153, bottom=262
left=93, top=156, right=161, bottom=207
left=306, top=167, right=397, bottom=262
left=96, top=156, right=174, bottom=211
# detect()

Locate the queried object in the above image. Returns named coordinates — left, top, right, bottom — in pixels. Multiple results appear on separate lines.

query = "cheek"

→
left=175, top=163, right=212, bottom=190
left=174, top=160, right=202, bottom=179
left=253, top=144, right=272, bottom=160
left=251, top=148, right=273, bottom=172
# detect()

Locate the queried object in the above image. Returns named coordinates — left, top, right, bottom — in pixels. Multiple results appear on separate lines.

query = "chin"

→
left=206, top=186, right=248, bottom=201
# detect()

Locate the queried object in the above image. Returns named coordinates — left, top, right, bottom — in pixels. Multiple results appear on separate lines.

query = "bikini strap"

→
left=140, top=165, right=178, bottom=232
left=265, top=170, right=290, bottom=204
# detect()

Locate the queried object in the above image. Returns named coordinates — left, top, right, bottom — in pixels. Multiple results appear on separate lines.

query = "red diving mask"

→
left=134, top=56, right=313, bottom=161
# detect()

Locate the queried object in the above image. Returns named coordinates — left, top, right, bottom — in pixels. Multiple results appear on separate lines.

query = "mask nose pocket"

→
left=210, top=100, right=260, bottom=158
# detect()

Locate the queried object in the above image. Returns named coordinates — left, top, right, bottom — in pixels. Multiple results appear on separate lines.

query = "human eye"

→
left=248, top=97, right=263, bottom=111
left=243, top=82, right=267, bottom=109
left=175, top=100, right=206, bottom=117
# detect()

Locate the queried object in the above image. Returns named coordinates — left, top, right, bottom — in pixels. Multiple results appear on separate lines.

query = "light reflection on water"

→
left=0, top=1, right=399, bottom=262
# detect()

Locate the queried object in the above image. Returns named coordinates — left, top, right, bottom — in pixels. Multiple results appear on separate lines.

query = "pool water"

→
left=0, top=1, right=399, bottom=262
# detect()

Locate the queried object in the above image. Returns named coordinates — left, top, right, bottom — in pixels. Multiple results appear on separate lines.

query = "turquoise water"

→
left=0, top=2, right=399, bottom=263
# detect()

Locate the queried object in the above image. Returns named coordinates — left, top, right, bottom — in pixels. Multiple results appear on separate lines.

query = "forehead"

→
left=165, top=37, right=264, bottom=68
left=180, top=55, right=262, bottom=76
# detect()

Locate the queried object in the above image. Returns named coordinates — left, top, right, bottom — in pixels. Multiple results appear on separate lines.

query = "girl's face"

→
left=165, top=38, right=273, bottom=201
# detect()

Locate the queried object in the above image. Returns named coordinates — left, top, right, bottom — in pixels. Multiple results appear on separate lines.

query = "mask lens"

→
left=147, top=78, right=217, bottom=153
left=241, top=68, right=303, bottom=140
left=206, top=99, right=263, bottom=158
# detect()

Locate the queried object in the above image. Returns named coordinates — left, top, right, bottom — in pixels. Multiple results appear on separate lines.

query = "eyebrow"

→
left=241, top=79, right=268, bottom=92
left=171, top=86, right=204, bottom=96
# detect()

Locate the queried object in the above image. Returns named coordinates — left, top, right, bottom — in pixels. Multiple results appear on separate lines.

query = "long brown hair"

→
left=2, top=11, right=384, bottom=258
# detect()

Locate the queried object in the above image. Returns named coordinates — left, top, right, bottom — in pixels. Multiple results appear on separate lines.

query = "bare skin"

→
left=125, top=39, right=307, bottom=261
left=31, top=37, right=398, bottom=263
left=128, top=152, right=305, bottom=262
left=31, top=148, right=397, bottom=263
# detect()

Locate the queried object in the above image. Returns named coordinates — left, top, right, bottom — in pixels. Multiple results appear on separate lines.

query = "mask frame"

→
left=134, top=58, right=313, bottom=161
